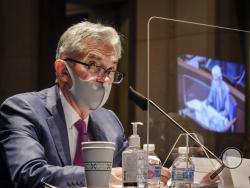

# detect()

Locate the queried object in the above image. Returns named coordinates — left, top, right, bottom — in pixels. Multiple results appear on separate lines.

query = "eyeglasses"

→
left=64, top=58, right=124, bottom=84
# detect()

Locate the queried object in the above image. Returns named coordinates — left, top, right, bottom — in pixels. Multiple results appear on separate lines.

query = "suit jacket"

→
left=207, top=80, right=230, bottom=118
left=0, top=85, right=128, bottom=188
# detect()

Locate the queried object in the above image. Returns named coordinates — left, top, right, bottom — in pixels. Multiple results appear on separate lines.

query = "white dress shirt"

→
left=59, top=90, right=89, bottom=163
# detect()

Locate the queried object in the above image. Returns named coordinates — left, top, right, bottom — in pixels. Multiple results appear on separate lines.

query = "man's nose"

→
left=96, top=75, right=105, bottom=83
left=95, top=68, right=112, bottom=83
left=95, top=73, right=110, bottom=83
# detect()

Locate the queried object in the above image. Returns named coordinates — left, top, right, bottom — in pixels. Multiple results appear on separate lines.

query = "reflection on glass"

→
left=178, top=54, right=245, bottom=133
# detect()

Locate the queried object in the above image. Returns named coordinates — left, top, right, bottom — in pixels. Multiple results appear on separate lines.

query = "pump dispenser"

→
left=122, top=122, right=147, bottom=187
left=129, top=122, right=142, bottom=147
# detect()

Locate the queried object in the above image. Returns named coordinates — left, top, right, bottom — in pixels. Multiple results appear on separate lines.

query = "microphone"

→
left=128, top=86, right=148, bottom=111
left=128, top=86, right=223, bottom=179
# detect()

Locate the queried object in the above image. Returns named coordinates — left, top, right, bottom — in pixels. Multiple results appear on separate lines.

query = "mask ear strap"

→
left=63, top=62, right=75, bottom=90
left=64, top=62, right=72, bottom=74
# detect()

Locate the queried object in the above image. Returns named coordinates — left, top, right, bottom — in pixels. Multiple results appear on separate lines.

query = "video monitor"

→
left=177, top=54, right=246, bottom=133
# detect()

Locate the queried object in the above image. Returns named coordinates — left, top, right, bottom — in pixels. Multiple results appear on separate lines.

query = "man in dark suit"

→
left=0, top=21, right=128, bottom=187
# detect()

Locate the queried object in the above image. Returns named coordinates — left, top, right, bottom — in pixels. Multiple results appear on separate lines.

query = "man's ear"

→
left=54, top=59, right=72, bottom=83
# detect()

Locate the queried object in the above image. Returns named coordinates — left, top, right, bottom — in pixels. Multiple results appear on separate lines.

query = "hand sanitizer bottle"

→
left=122, top=122, right=148, bottom=188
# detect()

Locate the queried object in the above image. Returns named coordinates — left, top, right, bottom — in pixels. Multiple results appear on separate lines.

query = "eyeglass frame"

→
left=63, top=58, right=124, bottom=84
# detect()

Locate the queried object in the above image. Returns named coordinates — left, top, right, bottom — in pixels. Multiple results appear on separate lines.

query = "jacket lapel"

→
left=88, top=113, right=107, bottom=141
left=45, top=86, right=71, bottom=165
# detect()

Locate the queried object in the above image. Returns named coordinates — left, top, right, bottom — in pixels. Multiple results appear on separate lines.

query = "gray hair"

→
left=55, top=21, right=122, bottom=59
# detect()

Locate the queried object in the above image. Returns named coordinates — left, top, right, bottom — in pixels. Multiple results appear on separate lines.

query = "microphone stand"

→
left=147, top=95, right=221, bottom=164
left=128, top=86, right=223, bottom=179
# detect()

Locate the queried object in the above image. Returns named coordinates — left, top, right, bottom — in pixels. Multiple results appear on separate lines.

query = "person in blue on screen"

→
left=206, top=65, right=231, bottom=120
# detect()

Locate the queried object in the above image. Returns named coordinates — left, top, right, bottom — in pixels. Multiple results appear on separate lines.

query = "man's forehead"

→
left=84, top=51, right=118, bottom=64
left=84, top=39, right=117, bottom=56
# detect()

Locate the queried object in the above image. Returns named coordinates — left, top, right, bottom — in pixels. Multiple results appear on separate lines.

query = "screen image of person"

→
left=205, top=65, right=235, bottom=131
left=0, top=21, right=131, bottom=188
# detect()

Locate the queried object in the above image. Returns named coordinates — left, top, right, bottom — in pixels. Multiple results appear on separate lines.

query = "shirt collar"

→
left=59, top=90, right=89, bottom=129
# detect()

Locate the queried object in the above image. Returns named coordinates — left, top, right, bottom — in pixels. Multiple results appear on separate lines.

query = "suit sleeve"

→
left=0, top=96, right=86, bottom=188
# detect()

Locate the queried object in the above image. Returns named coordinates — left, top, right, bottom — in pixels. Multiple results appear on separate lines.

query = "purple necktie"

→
left=73, top=119, right=88, bottom=166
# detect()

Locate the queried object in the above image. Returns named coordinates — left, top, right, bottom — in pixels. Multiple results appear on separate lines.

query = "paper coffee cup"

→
left=82, top=146, right=115, bottom=187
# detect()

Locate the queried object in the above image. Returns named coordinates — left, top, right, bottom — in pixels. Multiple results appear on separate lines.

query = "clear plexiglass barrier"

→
left=141, top=17, right=249, bottom=188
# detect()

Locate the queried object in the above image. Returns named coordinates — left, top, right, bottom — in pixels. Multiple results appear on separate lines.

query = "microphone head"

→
left=128, top=86, right=148, bottom=111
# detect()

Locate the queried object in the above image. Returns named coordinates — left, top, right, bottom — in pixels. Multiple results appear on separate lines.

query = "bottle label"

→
left=137, top=152, right=148, bottom=185
left=123, top=153, right=138, bottom=184
left=122, top=150, right=147, bottom=187
left=172, top=167, right=194, bottom=183
left=147, top=165, right=161, bottom=184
